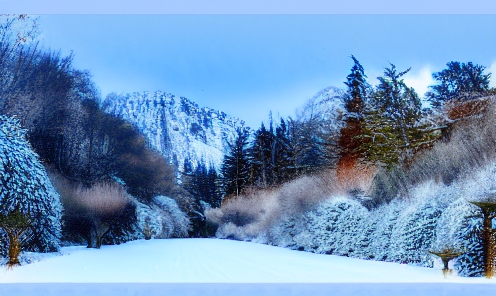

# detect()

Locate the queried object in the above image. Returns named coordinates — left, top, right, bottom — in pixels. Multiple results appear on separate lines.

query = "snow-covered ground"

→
left=1, top=238, right=495, bottom=295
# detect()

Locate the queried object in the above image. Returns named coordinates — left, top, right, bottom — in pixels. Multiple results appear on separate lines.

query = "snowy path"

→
left=0, top=238, right=495, bottom=295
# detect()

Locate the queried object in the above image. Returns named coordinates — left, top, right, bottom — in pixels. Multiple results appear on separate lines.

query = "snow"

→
left=103, top=91, right=249, bottom=171
left=0, top=238, right=495, bottom=295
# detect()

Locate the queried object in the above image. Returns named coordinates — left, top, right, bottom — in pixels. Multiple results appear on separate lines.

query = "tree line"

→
left=184, top=55, right=494, bottom=220
left=0, top=15, right=190, bottom=251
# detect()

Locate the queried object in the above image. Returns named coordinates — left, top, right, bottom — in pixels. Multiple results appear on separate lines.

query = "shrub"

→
left=135, top=195, right=190, bottom=239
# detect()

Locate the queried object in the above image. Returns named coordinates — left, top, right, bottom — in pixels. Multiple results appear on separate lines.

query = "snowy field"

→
left=0, top=238, right=495, bottom=295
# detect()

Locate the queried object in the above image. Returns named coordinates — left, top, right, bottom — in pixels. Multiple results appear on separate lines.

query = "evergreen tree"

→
left=427, top=61, right=491, bottom=107
left=344, top=55, right=368, bottom=114
left=338, top=55, right=370, bottom=172
left=360, top=64, right=437, bottom=168
left=205, top=165, right=222, bottom=208
left=248, top=118, right=296, bottom=188
left=182, top=159, right=220, bottom=237
left=273, top=118, right=294, bottom=183
left=0, top=115, right=62, bottom=254
left=248, top=122, right=273, bottom=188
left=285, top=117, right=332, bottom=175
left=221, top=128, right=250, bottom=198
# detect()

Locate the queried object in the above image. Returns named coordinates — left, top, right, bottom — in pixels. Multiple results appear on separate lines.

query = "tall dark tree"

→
left=182, top=160, right=221, bottom=237
left=338, top=55, right=370, bottom=174
left=248, top=123, right=273, bottom=188
left=205, top=165, right=222, bottom=208
left=344, top=55, right=368, bottom=114
left=248, top=118, right=296, bottom=188
left=273, top=118, right=294, bottom=183
left=427, top=61, right=491, bottom=107
left=221, top=128, right=250, bottom=198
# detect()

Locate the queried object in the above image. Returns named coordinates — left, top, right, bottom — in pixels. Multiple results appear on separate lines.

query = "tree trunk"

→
left=482, top=213, right=495, bottom=278
left=7, top=233, right=22, bottom=269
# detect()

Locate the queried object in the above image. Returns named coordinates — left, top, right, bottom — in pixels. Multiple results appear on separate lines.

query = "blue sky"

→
left=4, top=1, right=496, bottom=128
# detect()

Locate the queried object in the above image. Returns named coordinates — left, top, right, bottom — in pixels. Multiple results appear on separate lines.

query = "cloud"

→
left=403, top=65, right=435, bottom=98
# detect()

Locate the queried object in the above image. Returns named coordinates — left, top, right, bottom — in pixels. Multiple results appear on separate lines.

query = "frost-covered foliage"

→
left=262, top=164, right=496, bottom=276
left=0, top=116, right=62, bottom=254
left=135, top=196, right=190, bottom=239
left=214, top=160, right=496, bottom=276
left=208, top=172, right=343, bottom=241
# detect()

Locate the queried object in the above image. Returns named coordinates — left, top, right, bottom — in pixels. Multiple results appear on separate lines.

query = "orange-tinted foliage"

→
left=445, top=98, right=489, bottom=120
left=336, top=157, right=376, bottom=195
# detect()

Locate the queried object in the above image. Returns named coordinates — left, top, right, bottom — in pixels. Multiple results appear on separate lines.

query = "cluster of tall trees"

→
left=338, top=57, right=493, bottom=171
left=211, top=56, right=494, bottom=206
left=0, top=15, right=186, bottom=250
left=220, top=115, right=329, bottom=195
left=181, top=160, right=221, bottom=237
left=184, top=111, right=339, bottom=212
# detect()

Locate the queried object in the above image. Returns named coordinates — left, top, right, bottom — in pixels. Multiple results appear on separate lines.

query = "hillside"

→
left=103, top=91, right=250, bottom=171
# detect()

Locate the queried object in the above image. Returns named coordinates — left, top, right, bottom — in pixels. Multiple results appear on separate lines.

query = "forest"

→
left=1, top=15, right=496, bottom=277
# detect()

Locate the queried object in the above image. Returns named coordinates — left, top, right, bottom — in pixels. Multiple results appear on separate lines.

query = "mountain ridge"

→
left=103, top=91, right=250, bottom=172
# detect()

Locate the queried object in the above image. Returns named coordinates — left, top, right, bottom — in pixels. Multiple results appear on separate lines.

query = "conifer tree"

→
left=359, top=64, right=437, bottom=167
left=427, top=61, right=491, bottom=107
left=248, top=118, right=296, bottom=187
left=338, top=55, right=370, bottom=173
left=0, top=115, right=62, bottom=254
left=248, top=123, right=273, bottom=188
left=205, top=166, right=222, bottom=208
left=273, top=118, right=294, bottom=183
left=221, top=128, right=250, bottom=198
left=182, top=159, right=221, bottom=237
left=344, top=55, right=368, bottom=114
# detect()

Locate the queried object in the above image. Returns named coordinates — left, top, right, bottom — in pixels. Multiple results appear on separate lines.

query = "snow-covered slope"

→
left=2, top=239, right=495, bottom=296
left=103, top=91, right=250, bottom=171
left=1, top=238, right=494, bottom=284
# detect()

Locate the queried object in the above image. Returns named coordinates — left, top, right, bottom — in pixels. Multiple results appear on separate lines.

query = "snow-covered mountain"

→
left=103, top=91, right=250, bottom=171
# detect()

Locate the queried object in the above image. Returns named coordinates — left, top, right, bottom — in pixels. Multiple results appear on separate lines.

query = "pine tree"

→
left=344, top=55, right=368, bottom=114
left=205, top=166, right=222, bottom=208
left=427, top=61, right=491, bottom=108
left=338, top=55, right=370, bottom=175
left=273, top=118, right=294, bottom=183
left=359, top=64, right=438, bottom=168
left=221, top=128, right=250, bottom=198
left=0, top=115, right=62, bottom=254
left=248, top=118, right=297, bottom=188
left=248, top=123, right=272, bottom=188
left=182, top=159, right=221, bottom=237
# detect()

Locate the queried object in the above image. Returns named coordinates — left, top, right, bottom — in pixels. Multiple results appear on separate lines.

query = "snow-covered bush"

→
left=0, top=116, right=62, bottom=255
left=207, top=172, right=346, bottom=241
left=260, top=166, right=496, bottom=276
left=135, top=195, right=190, bottom=239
